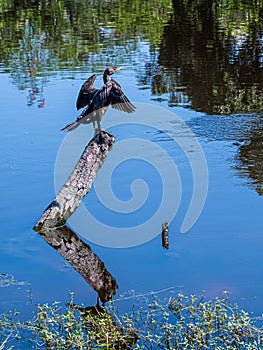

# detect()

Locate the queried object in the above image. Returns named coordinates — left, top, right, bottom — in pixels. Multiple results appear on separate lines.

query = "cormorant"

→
left=61, top=67, right=135, bottom=132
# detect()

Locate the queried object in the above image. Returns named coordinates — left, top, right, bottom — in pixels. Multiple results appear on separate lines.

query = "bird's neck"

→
left=103, top=73, right=111, bottom=84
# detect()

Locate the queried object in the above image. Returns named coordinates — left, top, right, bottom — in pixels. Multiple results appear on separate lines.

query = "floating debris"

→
left=0, top=273, right=29, bottom=288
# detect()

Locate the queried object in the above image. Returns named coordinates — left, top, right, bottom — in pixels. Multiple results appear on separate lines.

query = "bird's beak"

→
left=113, top=67, right=124, bottom=72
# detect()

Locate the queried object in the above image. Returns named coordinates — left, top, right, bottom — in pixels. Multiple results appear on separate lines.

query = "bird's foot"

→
left=93, top=127, right=105, bottom=136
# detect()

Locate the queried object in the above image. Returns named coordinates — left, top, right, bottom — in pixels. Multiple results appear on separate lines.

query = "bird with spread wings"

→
left=61, top=67, right=136, bottom=132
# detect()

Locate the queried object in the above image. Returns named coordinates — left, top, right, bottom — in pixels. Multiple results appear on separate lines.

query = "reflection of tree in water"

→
left=0, top=0, right=172, bottom=105
left=188, top=113, right=263, bottom=195
left=9, top=25, right=47, bottom=107
left=138, top=0, right=263, bottom=114
left=1, top=0, right=262, bottom=114
left=236, top=124, right=263, bottom=195
left=0, top=0, right=172, bottom=71
left=136, top=0, right=263, bottom=194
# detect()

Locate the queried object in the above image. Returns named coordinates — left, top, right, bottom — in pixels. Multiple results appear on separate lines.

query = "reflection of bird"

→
left=61, top=67, right=136, bottom=132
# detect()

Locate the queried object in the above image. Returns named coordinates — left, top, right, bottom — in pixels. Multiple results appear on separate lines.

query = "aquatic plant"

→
left=0, top=290, right=262, bottom=349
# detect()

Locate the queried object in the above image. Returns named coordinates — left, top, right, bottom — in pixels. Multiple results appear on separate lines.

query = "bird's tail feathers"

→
left=61, top=120, right=79, bottom=132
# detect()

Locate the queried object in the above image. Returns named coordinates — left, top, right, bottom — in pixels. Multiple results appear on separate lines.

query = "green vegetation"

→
left=0, top=0, right=262, bottom=114
left=0, top=290, right=262, bottom=349
left=155, top=0, right=263, bottom=114
left=0, top=0, right=173, bottom=72
left=0, top=0, right=173, bottom=97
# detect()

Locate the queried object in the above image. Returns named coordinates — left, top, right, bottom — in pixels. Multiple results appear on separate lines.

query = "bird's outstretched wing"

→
left=109, top=80, right=136, bottom=113
left=62, top=75, right=135, bottom=133
left=76, top=74, right=97, bottom=110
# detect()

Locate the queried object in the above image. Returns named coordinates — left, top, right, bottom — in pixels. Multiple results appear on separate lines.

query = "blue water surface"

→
left=0, top=2, right=263, bottom=328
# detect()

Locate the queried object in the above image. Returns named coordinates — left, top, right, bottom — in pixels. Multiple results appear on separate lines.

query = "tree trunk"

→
left=34, top=131, right=115, bottom=231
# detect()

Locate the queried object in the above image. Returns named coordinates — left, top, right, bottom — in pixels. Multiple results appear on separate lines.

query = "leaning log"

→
left=37, top=225, right=118, bottom=303
left=34, top=131, right=115, bottom=231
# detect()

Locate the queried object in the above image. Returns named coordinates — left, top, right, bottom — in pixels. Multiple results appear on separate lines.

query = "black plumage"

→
left=62, top=67, right=135, bottom=132
left=76, top=74, right=97, bottom=110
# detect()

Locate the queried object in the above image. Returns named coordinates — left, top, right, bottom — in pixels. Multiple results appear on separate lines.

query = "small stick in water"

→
left=162, top=222, right=169, bottom=249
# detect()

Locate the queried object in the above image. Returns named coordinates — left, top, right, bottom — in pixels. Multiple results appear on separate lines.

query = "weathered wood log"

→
left=34, top=131, right=115, bottom=231
left=162, top=222, right=169, bottom=249
left=37, top=225, right=118, bottom=303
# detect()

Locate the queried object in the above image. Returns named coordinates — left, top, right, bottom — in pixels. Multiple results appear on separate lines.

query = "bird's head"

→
left=103, top=66, right=123, bottom=82
left=109, top=66, right=124, bottom=74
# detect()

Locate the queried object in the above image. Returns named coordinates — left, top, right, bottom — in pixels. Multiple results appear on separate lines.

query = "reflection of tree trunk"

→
left=34, top=131, right=115, bottom=231
left=70, top=303, right=138, bottom=349
left=37, top=225, right=118, bottom=303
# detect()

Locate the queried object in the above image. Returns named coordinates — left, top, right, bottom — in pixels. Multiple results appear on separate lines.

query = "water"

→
left=0, top=0, right=263, bottom=327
